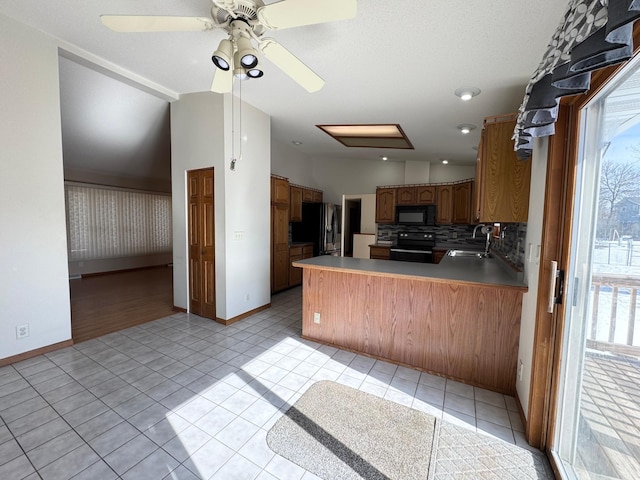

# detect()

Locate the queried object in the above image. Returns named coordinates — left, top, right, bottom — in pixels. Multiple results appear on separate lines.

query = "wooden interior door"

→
left=188, top=168, right=216, bottom=319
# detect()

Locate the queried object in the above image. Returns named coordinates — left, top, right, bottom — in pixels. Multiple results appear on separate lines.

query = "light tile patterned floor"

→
left=0, top=287, right=537, bottom=480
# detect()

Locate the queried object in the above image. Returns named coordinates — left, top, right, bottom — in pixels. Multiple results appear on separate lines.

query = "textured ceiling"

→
left=0, top=0, right=570, bottom=166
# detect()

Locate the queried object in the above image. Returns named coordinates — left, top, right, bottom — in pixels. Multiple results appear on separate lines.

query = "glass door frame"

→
left=534, top=36, right=640, bottom=479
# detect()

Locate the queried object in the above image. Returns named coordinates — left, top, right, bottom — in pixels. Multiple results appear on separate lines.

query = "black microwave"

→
left=395, top=205, right=436, bottom=226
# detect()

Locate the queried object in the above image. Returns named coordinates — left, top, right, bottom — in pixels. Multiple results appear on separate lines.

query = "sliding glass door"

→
left=552, top=55, right=640, bottom=479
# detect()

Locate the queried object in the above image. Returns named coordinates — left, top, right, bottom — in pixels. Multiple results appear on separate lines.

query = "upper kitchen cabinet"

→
left=290, top=185, right=302, bottom=222
left=452, top=181, right=473, bottom=224
left=416, top=185, right=436, bottom=204
left=302, top=188, right=313, bottom=202
left=312, top=190, right=323, bottom=203
left=396, top=186, right=416, bottom=205
left=475, top=114, right=531, bottom=223
left=395, top=185, right=436, bottom=206
left=375, top=187, right=396, bottom=224
left=271, top=176, right=290, bottom=205
left=436, top=185, right=453, bottom=225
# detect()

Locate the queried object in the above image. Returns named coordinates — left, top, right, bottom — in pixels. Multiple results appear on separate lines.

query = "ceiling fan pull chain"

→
left=239, top=74, right=243, bottom=164
left=230, top=76, right=236, bottom=171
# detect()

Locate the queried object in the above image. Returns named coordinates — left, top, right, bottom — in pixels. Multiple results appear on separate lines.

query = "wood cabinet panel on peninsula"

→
left=295, top=257, right=526, bottom=394
left=475, top=114, right=531, bottom=223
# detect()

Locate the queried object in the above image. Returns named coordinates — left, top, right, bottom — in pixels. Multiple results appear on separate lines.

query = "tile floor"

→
left=1, top=287, right=537, bottom=480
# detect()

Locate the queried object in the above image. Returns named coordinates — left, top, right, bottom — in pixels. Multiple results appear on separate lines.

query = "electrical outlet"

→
left=313, top=312, right=321, bottom=324
left=518, top=360, right=524, bottom=382
left=16, top=324, right=29, bottom=339
left=451, top=232, right=458, bottom=239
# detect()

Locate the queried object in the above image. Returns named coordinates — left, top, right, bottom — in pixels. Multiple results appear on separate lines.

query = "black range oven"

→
left=389, top=232, right=436, bottom=263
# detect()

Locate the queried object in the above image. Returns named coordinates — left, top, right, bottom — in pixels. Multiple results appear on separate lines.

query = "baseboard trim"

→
left=172, top=306, right=187, bottom=313
left=216, top=303, right=271, bottom=326
left=515, top=389, right=530, bottom=442
left=0, top=339, right=74, bottom=367
left=78, top=264, right=172, bottom=278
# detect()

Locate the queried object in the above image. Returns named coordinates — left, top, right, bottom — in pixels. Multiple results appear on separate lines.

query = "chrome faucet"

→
left=472, top=224, right=485, bottom=239
left=473, top=224, right=492, bottom=257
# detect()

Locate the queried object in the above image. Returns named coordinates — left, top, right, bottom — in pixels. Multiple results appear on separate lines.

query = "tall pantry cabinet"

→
left=271, top=176, right=290, bottom=292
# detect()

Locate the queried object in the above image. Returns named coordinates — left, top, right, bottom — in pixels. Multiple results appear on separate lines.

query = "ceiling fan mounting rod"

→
left=230, top=19, right=257, bottom=41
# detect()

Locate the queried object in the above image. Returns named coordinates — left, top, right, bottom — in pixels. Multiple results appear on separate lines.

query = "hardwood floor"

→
left=69, top=266, right=174, bottom=343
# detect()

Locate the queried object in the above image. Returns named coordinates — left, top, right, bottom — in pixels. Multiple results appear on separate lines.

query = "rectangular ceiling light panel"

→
left=317, top=124, right=414, bottom=149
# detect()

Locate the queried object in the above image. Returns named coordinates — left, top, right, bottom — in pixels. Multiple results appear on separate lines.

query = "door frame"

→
left=527, top=22, right=640, bottom=475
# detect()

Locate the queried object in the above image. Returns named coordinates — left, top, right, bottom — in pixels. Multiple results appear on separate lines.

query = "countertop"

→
left=292, top=254, right=527, bottom=290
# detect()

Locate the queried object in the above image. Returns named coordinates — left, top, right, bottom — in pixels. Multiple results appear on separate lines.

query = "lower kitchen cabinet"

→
left=289, top=244, right=314, bottom=287
left=370, top=245, right=391, bottom=260
left=432, top=248, right=448, bottom=264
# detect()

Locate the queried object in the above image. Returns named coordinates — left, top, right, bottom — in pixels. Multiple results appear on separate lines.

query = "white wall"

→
left=171, top=93, right=227, bottom=315
left=171, top=92, right=270, bottom=320
left=271, top=140, right=316, bottom=187
left=404, top=161, right=431, bottom=184
left=223, top=97, right=271, bottom=319
left=0, top=14, right=71, bottom=359
left=311, top=156, right=405, bottom=204
left=429, top=164, right=476, bottom=183
left=517, top=137, right=549, bottom=417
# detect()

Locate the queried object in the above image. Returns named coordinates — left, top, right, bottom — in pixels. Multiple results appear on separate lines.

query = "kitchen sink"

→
left=447, top=249, right=491, bottom=259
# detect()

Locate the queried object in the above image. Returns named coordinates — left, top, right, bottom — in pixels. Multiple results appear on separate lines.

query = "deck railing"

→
left=589, top=273, right=640, bottom=357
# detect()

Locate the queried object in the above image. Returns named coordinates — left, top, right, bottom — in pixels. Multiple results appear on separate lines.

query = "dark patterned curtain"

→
left=514, top=0, right=640, bottom=159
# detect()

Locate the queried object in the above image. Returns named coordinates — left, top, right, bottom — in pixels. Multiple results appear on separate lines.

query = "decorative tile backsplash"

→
left=377, top=224, right=484, bottom=246
left=377, top=222, right=527, bottom=269
left=491, top=222, right=527, bottom=269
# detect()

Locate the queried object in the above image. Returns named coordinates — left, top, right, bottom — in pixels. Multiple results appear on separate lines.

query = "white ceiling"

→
left=0, top=0, right=570, bottom=167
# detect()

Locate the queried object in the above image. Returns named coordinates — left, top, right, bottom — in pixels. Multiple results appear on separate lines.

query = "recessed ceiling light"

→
left=442, top=160, right=449, bottom=165
left=381, top=156, right=388, bottom=161
left=292, top=140, right=303, bottom=145
left=457, top=124, right=477, bottom=135
left=454, top=87, right=481, bottom=101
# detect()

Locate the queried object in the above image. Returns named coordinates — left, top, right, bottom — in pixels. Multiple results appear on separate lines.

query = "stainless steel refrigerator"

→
left=291, top=202, right=342, bottom=256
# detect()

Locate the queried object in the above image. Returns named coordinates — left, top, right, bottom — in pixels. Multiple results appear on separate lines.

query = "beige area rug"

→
left=266, top=381, right=554, bottom=480
left=266, top=381, right=435, bottom=479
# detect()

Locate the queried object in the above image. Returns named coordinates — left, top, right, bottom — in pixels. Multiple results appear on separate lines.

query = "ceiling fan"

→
left=100, top=0, right=357, bottom=93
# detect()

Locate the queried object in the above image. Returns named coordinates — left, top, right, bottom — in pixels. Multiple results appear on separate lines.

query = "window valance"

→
left=514, top=0, right=640, bottom=159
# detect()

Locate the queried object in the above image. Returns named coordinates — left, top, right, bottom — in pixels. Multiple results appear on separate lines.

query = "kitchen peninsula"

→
left=292, top=254, right=527, bottom=394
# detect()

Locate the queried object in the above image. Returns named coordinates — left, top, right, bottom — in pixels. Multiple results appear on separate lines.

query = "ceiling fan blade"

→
left=256, top=0, right=357, bottom=30
left=211, top=68, right=233, bottom=94
left=100, top=15, right=214, bottom=32
left=260, top=39, right=324, bottom=93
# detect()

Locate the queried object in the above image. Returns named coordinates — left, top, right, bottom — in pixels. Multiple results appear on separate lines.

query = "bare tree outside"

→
left=598, top=147, right=640, bottom=240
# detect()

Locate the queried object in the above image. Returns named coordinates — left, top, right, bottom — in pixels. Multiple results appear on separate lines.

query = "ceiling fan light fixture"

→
left=233, top=65, right=248, bottom=80
left=247, top=68, right=263, bottom=78
left=235, top=35, right=259, bottom=69
left=212, top=38, right=233, bottom=71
